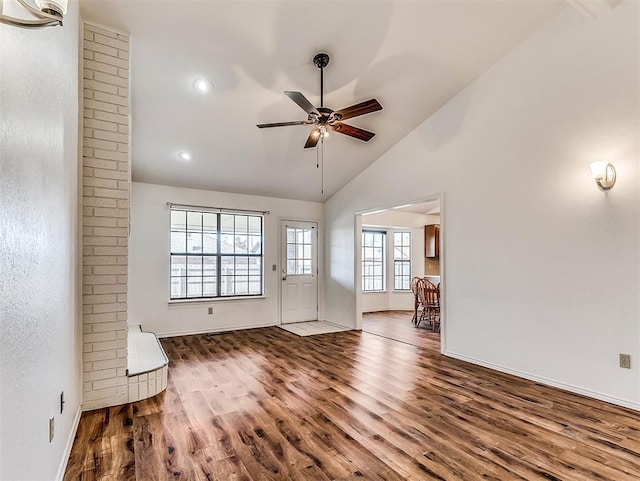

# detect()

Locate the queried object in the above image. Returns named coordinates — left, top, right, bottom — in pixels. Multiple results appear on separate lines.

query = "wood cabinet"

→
left=424, top=224, right=440, bottom=258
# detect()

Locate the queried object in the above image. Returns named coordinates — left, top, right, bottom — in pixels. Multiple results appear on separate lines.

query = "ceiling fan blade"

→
left=304, top=128, right=321, bottom=149
left=285, top=91, right=319, bottom=116
left=334, top=99, right=382, bottom=121
left=257, top=121, right=310, bottom=128
left=331, top=122, right=376, bottom=142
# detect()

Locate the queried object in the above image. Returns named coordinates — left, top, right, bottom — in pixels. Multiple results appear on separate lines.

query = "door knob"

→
left=282, top=276, right=287, bottom=281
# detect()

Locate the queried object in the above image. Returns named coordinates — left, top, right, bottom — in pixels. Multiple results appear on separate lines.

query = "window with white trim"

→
left=170, top=209, right=263, bottom=299
left=393, top=231, right=411, bottom=291
left=362, top=230, right=386, bottom=291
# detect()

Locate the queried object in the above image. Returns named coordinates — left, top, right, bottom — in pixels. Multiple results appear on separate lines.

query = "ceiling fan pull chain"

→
left=321, top=137, right=324, bottom=194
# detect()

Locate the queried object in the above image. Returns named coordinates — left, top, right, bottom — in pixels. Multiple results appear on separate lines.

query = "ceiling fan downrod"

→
left=313, top=53, right=329, bottom=108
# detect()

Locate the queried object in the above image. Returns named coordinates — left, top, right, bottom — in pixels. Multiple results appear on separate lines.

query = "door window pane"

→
left=286, top=227, right=313, bottom=276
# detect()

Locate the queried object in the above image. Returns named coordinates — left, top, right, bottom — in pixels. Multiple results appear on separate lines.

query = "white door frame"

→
left=279, top=219, right=319, bottom=325
left=354, top=193, right=446, bottom=353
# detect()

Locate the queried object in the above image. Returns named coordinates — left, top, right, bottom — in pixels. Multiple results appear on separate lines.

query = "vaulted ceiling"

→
left=80, top=0, right=565, bottom=202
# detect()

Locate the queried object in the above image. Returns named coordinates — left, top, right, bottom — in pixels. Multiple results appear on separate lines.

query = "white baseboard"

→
left=156, top=322, right=277, bottom=338
left=55, top=405, right=82, bottom=481
left=444, top=350, right=640, bottom=412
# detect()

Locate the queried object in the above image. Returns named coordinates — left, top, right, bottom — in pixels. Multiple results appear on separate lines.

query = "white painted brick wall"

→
left=82, top=22, right=131, bottom=411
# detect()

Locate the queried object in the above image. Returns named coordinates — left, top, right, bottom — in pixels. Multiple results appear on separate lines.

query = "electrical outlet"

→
left=207, top=307, right=213, bottom=315
left=619, top=353, right=631, bottom=369
left=49, top=416, right=54, bottom=443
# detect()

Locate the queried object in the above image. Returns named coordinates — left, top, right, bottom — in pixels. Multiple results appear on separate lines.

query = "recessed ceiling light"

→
left=192, top=77, right=213, bottom=93
left=177, top=151, right=193, bottom=161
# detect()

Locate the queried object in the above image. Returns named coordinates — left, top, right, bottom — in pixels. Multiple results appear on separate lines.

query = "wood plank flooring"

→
left=64, top=315, right=640, bottom=481
left=362, top=310, right=440, bottom=351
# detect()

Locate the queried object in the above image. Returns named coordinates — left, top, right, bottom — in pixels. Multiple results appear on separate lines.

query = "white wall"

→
left=325, top=2, right=639, bottom=409
left=129, top=182, right=323, bottom=336
left=0, top=2, right=82, bottom=479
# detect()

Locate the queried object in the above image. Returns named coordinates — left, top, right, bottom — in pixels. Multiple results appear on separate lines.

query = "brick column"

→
left=81, top=22, right=130, bottom=410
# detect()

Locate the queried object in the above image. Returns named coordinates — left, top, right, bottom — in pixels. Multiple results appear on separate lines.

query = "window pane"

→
left=248, top=216, right=261, bottom=234
left=287, top=244, right=296, bottom=259
left=220, top=214, right=234, bottom=234
left=203, top=257, right=216, bottom=276
left=235, top=215, right=248, bottom=233
left=303, top=245, right=311, bottom=260
left=187, top=212, right=202, bottom=231
left=221, top=276, right=234, bottom=296
left=171, top=256, right=186, bottom=277
left=187, top=256, right=202, bottom=276
left=248, top=235, right=261, bottom=254
left=303, top=260, right=312, bottom=274
left=235, top=234, right=248, bottom=254
left=363, top=233, right=372, bottom=247
left=220, top=234, right=234, bottom=254
left=171, top=277, right=186, bottom=298
left=203, top=277, right=216, bottom=296
left=171, top=211, right=186, bottom=231
left=248, top=276, right=261, bottom=295
left=287, top=228, right=295, bottom=243
left=248, top=258, right=261, bottom=276
left=187, top=232, right=202, bottom=253
left=187, top=277, right=202, bottom=298
left=202, top=233, right=217, bottom=254
left=203, top=213, right=217, bottom=233
left=171, top=231, right=186, bottom=253
left=303, top=229, right=311, bottom=244
left=287, top=260, right=295, bottom=274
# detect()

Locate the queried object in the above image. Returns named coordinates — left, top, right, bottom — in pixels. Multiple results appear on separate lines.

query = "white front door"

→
left=281, top=220, right=318, bottom=324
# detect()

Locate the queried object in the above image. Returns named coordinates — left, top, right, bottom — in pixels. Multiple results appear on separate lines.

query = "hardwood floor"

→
left=64, top=320, right=640, bottom=481
left=362, top=310, right=440, bottom=352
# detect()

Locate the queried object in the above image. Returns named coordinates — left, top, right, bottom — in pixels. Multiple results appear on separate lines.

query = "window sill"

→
left=363, top=290, right=387, bottom=294
left=392, top=290, right=412, bottom=294
left=168, top=296, right=266, bottom=305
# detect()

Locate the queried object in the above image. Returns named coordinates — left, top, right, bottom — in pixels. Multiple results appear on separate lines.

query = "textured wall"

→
left=81, top=22, right=131, bottom=411
left=325, top=2, right=639, bottom=409
left=0, top=2, right=81, bottom=480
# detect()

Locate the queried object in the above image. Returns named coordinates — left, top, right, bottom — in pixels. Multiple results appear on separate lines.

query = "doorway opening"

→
left=355, top=196, right=443, bottom=353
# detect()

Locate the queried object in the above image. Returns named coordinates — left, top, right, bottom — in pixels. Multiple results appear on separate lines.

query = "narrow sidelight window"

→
left=362, top=230, right=386, bottom=292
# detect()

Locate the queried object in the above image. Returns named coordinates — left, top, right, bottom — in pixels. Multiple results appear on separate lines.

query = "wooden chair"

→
left=416, top=279, right=440, bottom=331
left=410, top=277, right=423, bottom=325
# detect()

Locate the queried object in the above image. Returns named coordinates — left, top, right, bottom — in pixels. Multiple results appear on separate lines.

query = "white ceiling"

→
left=80, top=0, right=565, bottom=202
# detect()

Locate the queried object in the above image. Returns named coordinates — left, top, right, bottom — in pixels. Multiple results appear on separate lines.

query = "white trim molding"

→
left=55, top=406, right=82, bottom=481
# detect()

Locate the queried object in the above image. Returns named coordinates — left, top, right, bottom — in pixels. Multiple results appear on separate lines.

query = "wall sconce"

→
left=0, top=0, right=67, bottom=28
left=589, top=161, right=616, bottom=190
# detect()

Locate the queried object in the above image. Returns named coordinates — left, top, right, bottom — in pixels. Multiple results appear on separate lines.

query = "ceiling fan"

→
left=257, top=53, right=383, bottom=149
